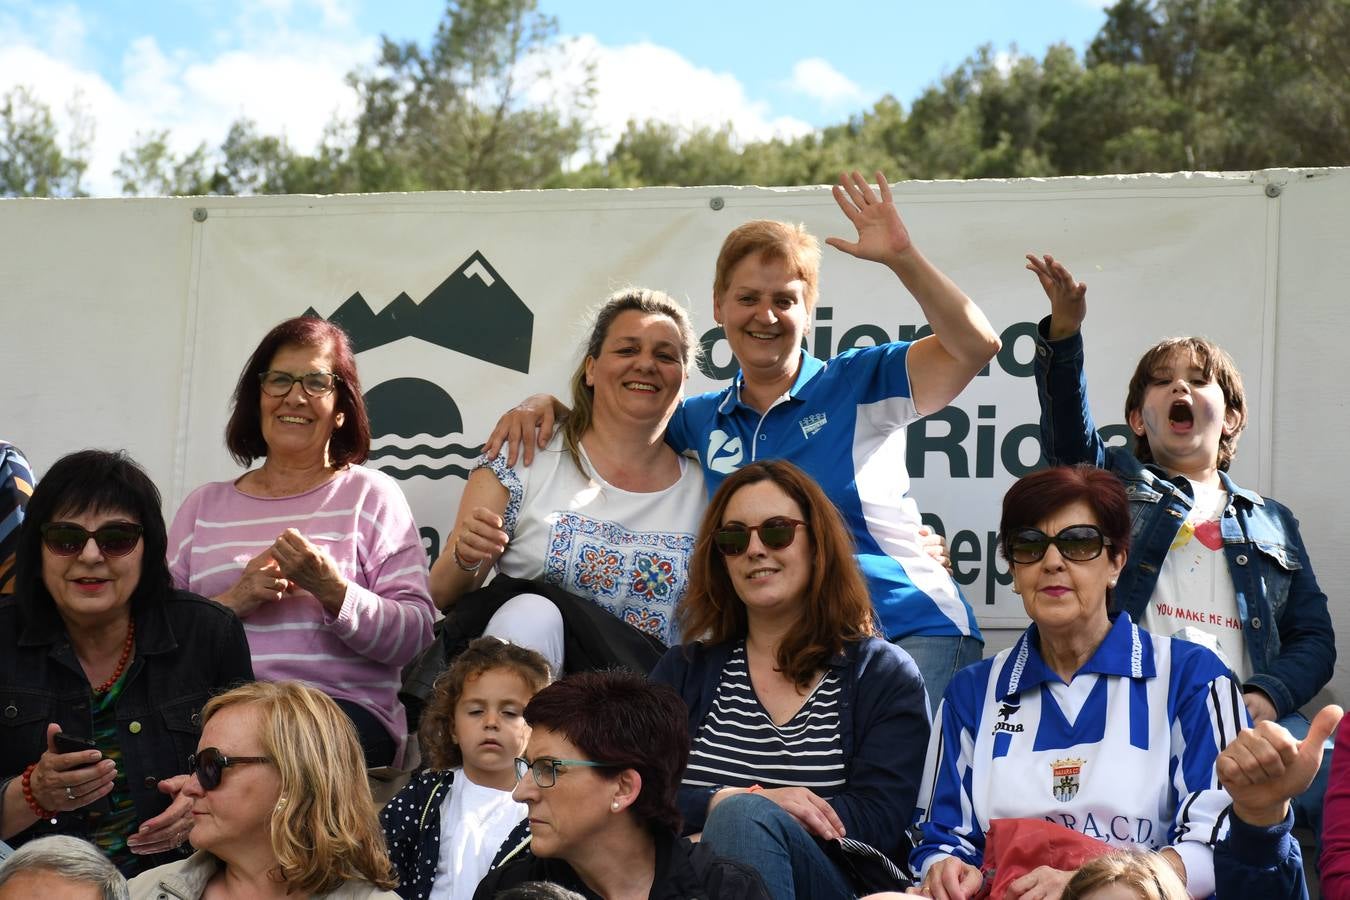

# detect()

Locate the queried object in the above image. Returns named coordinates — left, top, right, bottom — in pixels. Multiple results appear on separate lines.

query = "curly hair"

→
left=200, top=681, right=397, bottom=894
left=677, top=460, right=879, bottom=688
left=419, top=636, right=553, bottom=771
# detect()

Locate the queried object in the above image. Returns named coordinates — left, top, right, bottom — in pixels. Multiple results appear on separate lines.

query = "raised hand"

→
left=826, top=171, right=914, bottom=266
left=1025, top=253, right=1087, bottom=341
left=1219, top=703, right=1343, bottom=826
left=215, top=549, right=289, bottom=618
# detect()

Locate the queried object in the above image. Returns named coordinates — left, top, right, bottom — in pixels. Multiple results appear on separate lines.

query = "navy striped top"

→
left=683, top=643, right=846, bottom=795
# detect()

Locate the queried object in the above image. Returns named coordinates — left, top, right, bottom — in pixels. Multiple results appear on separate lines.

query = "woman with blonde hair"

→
left=1062, top=851, right=1188, bottom=900
left=128, top=681, right=398, bottom=898
left=430, top=288, right=705, bottom=677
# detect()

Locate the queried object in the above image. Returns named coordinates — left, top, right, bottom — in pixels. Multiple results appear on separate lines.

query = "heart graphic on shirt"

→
left=1193, top=519, right=1223, bottom=551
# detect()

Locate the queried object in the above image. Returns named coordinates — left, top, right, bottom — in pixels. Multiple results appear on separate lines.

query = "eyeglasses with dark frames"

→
left=513, top=756, right=618, bottom=788
left=258, top=370, right=341, bottom=398
left=712, top=517, right=806, bottom=557
left=188, top=747, right=272, bottom=791
left=1006, top=524, right=1112, bottom=564
left=40, top=522, right=144, bottom=558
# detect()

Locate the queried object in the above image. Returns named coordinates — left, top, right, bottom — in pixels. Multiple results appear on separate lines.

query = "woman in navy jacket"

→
left=651, top=460, right=929, bottom=900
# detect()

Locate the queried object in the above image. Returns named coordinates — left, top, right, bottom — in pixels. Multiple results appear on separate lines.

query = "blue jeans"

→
left=893, top=634, right=984, bottom=715
left=701, top=794, right=857, bottom=900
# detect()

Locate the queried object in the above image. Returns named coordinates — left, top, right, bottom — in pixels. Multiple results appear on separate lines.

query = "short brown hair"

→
left=1062, top=851, right=1187, bottom=900
left=225, top=316, right=372, bottom=468
left=713, top=220, right=821, bottom=309
left=1124, top=337, right=1246, bottom=472
left=678, top=460, right=879, bottom=688
left=200, top=681, right=397, bottom=894
left=419, top=636, right=553, bottom=770
left=524, top=671, right=688, bottom=837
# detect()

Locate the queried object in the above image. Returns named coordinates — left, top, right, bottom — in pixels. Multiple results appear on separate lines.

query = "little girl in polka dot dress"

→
left=381, top=637, right=552, bottom=900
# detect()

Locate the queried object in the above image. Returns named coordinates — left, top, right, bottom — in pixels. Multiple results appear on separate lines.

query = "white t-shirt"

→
left=477, top=433, right=706, bottom=646
left=1140, top=481, right=1252, bottom=681
left=429, top=769, right=526, bottom=900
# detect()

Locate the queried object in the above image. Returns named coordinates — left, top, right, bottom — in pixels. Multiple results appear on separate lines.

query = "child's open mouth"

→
left=1168, top=401, right=1194, bottom=432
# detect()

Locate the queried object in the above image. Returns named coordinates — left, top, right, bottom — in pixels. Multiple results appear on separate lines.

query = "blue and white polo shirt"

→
left=666, top=344, right=977, bottom=642
left=911, top=614, right=1246, bottom=898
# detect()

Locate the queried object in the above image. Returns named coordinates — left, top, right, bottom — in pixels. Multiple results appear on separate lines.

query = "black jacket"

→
left=472, top=828, right=770, bottom=900
left=0, top=589, right=253, bottom=872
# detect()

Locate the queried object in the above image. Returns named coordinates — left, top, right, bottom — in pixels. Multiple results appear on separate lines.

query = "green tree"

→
left=346, top=0, right=595, bottom=191
left=115, top=131, right=212, bottom=196
left=0, top=86, right=90, bottom=197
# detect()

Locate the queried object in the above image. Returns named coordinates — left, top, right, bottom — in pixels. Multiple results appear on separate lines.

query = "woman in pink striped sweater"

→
left=168, top=316, right=435, bottom=768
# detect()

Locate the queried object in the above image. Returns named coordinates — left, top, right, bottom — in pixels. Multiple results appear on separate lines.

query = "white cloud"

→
left=788, top=57, right=865, bottom=107
left=0, top=2, right=372, bottom=195
left=0, top=5, right=815, bottom=194
left=527, top=35, right=813, bottom=155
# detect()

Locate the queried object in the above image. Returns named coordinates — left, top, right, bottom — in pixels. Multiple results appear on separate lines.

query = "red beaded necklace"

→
left=93, top=619, right=135, bottom=694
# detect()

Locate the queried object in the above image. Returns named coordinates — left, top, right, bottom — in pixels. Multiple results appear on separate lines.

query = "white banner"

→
left=3, top=171, right=1344, bottom=651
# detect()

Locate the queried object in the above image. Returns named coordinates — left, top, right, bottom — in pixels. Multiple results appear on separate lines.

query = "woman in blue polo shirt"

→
left=488, top=171, right=1001, bottom=704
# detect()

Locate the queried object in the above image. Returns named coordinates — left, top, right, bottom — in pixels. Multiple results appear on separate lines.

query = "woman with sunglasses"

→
left=0, top=450, right=253, bottom=876
left=168, top=316, right=435, bottom=768
left=909, top=465, right=1244, bottom=900
left=473, top=671, right=769, bottom=899
left=651, top=460, right=929, bottom=900
left=128, top=680, right=398, bottom=898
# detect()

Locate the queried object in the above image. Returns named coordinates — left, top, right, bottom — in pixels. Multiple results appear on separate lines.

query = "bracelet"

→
left=451, top=539, right=481, bottom=573
left=21, top=764, right=55, bottom=820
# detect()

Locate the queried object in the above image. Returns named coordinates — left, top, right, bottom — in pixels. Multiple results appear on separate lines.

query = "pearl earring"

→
left=611, top=800, right=620, bottom=811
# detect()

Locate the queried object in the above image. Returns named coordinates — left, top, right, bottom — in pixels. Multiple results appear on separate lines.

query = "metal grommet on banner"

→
left=709, top=197, right=725, bottom=211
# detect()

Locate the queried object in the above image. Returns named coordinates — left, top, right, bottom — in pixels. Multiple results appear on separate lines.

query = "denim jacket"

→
left=650, top=637, right=930, bottom=858
left=0, top=589, right=253, bottom=871
left=1033, top=319, right=1335, bottom=717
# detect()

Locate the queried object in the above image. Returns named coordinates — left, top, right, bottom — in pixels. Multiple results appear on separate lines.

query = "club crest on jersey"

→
left=798, top=413, right=827, bottom=439
left=992, top=701, right=1024, bottom=734
left=1051, top=758, right=1085, bottom=802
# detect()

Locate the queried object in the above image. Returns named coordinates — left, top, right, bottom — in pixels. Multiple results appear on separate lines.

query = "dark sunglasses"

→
left=258, top=370, right=341, bottom=398
left=40, top=522, right=144, bottom=558
left=513, top=756, right=617, bottom=789
left=712, top=517, right=806, bottom=556
left=188, top=747, right=272, bottom=791
left=1007, top=524, right=1111, bottom=564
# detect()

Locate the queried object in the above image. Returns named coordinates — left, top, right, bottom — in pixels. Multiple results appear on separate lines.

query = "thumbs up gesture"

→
left=1218, top=704, right=1343, bottom=826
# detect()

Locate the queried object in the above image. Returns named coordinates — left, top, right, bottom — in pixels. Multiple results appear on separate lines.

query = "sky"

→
left=0, top=0, right=1113, bottom=196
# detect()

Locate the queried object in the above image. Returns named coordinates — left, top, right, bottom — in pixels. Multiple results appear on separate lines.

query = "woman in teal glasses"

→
left=129, top=681, right=398, bottom=899
left=651, top=460, right=929, bottom=899
left=0, top=450, right=253, bottom=876
left=474, top=671, right=768, bottom=900
left=910, top=465, right=1244, bottom=900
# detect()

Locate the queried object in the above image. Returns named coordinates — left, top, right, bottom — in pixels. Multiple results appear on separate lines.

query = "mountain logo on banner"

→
left=304, top=250, right=534, bottom=481
left=303, top=251, right=533, bottom=373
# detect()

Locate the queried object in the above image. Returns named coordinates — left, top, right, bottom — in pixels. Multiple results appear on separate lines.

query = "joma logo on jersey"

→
left=992, top=701, right=1024, bottom=734
left=798, top=413, right=827, bottom=439
left=1051, top=758, right=1085, bottom=802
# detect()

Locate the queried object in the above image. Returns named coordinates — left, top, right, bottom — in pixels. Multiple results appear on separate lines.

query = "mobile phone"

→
left=52, top=732, right=113, bottom=815
left=53, top=732, right=98, bottom=756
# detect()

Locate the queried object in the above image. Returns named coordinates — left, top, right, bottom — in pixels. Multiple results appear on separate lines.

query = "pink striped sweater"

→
left=168, top=466, right=434, bottom=763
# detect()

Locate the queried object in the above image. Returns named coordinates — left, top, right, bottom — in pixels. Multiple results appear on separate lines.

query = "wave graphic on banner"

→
left=365, top=378, right=482, bottom=481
